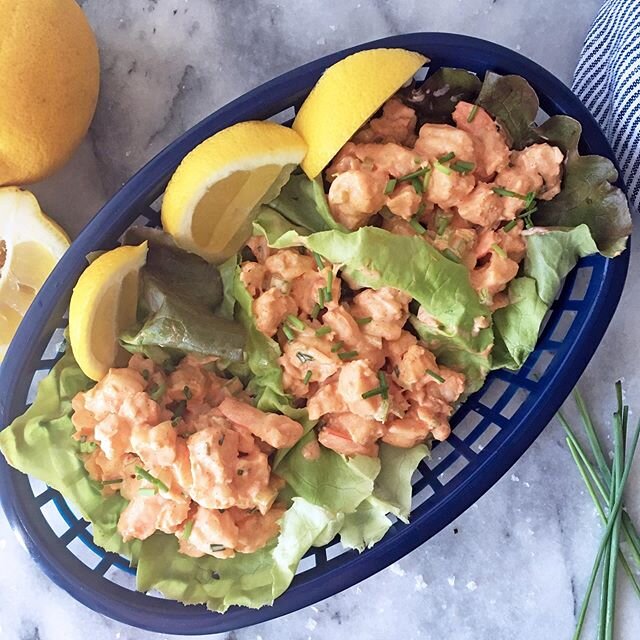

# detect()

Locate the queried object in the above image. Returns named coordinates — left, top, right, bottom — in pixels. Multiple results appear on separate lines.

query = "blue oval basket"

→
left=0, top=33, right=629, bottom=634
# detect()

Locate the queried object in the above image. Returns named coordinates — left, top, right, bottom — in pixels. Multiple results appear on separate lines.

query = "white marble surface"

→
left=1, top=0, right=639, bottom=638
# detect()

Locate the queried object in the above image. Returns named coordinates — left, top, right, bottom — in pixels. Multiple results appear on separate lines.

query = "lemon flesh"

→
left=293, top=48, right=428, bottom=178
left=69, top=243, right=148, bottom=381
left=162, top=121, right=307, bottom=263
left=0, top=187, right=69, bottom=360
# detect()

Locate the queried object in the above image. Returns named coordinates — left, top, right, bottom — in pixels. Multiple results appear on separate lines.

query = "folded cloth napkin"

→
left=573, top=0, right=640, bottom=212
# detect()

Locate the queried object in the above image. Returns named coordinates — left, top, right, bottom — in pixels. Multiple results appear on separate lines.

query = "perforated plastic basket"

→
left=0, top=33, right=629, bottom=635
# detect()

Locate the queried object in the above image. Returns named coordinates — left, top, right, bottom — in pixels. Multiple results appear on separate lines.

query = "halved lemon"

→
left=69, top=243, right=147, bottom=381
left=293, top=48, right=428, bottom=178
left=0, top=187, right=70, bottom=360
left=161, top=121, right=307, bottom=263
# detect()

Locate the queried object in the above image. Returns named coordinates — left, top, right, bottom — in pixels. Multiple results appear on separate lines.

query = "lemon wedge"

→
left=293, top=48, right=428, bottom=178
left=69, top=243, right=147, bottom=381
left=161, top=121, right=307, bottom=263
left=0, top=187, right=69, bottom=360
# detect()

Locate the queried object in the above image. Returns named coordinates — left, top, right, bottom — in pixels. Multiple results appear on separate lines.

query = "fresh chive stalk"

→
left=303, top=370, right=312, bottom=385
left=442, top=248, right=461, bottom=263
left=384, top=178, right=397, bottom=195
left=286, top=314, right=305, bottom=331
left=433, top=160, right=452, bottom=175
left=492, top=186, right=528, bottom=199
left=503, top=219, right=518, bottom=232
left=282, top=324, right=295, bottom=342
left=356, top=317, right=373, bottom=326
left=338, top=350, right=359, bottom=361
left=331, top=341, right=344, bottom=353
left=409, top=217, right=427, bottom=235
left=451, top=160, right=475, bottom=174
left=438, top=151, right=455, bottom=163
left=313, top=252, right=325, bottom=270
left=425, top=369, right=445, bottom=383
left=397, top=166, right=430, bottom=182
left=135, top=466, right=169, bottom=493
left=315, top=325, right=332, bottom=336
left=467, top=104, right=479, bottom=122
left=491, top=243, right=507, bottom=259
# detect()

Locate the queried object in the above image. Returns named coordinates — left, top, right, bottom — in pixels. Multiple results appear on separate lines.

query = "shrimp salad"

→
left=0, top=64, right=631, bottom=612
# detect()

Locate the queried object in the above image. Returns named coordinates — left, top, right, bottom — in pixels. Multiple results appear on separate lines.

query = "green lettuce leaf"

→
left=267, top=173, right=347, bottom=233
left=398, top=67, right=481, bottom=125
left=340, top=498, right=392, bottom=551
left=492, top=277, right=548, bottom=370
left=0, top=349, right=139, bottom=560
left=136, top=498, right=335, bottom=612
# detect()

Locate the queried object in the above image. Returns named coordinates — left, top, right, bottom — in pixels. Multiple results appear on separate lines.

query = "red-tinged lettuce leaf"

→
left=398, top=67, right=481, bottom=125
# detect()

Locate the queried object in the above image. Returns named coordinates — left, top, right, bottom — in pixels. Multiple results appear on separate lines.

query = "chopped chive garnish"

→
left=411, top=177, right=423, bottom=194
left=286, top=314, right=305, bottom=331
left=79, top=441, right=97, bottom=454
left=138, top=488, right=156, bottom=496
left=296, top=351, right=314, bottom=364
left=313, top=251, right=325, bottom=270
left=338, top=350, right=359, bottom=361
left=438, top=151, right=455, bottom=163
left=141, top=369, right=150, bottom=381
left=422, top=165, right=432, bottom=191
left=183, top=385, right=192, bottom=400
left=169, top=399, right=187, bottom=423
left=218, top=434, right=225, bottom=446
left=210, top=544, right=226, bottom=553
left=303, top=370, right=312, bottom=385
left=378, top=371, right=389, bottom=399
left=331, top=341, right=344, bottom=353
left=315, top=325, right=332, bottom=336
left=356, top=317, right=373, bottom=325
left=451, top=160, right=475, bottom=174
left=325, top=271, right=334, bottom=302
left=524, top=191, right=536, bottom=208
left=467, top=104, right=479, bottom=122
left=183, top=520, right=194, bottom=540
left=436, top=213, right=451, bottom=236
left=442, top=248, right=461, bottom=263
left=282, top=324, right=295, bottom=341
left=361, top=386, right=385, bottom=400
left=318, top=286, right=326, bottom=307
left=397, top=166, right=430, bottom=182
left=426, top=369, right=445, bottom=383
left=409, top=217, right=427, bottom=235
left=135, top=466, right=169, bottom=492
left=148, top=382, right=166, bottom=402
left=492, top=186, right=528, bottom=199
left=102, top=479, right=123, bottom=485
left=491, top=243, right=507, bottom=258
left=384, top=178, right=397, bottom=195
left=311, top=302, right=322, bottom=320
left=237, top=469, right=245, bottom=476
left=433, top=160, right=452, bottom=175
left=503, top=219, right=518, bottom=232
left=414, top=157, right=422, bottom=164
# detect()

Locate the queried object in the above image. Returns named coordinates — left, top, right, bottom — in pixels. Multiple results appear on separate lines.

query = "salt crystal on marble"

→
left=516, top=45, right=522, bottom=51
left=329, top=25, right=337, bottom=31
left=316, top=37, right=326, bottom=45
left=115, top=634, right=120, bottom=640
left=511, top=474, right=520, bottom=482
left=256, top=635, right=263, bottom=640
left=389, top=563, right=405, bottom=576
left=355, top=586, right=362, bottom=594
left=524, top=482, right=530, bottom=488
left=414, top=575, right=428, bottom=591
left=306, top=618, right=317, bottom=631
left=466, top=580, right=478, bottom=591
left=447, top=576, right=456, bottom=586
left=0, top=539, right=6, bottom=551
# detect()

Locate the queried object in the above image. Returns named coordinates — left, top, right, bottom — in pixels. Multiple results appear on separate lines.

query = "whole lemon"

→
left=0, top=0, right=100, bottom=185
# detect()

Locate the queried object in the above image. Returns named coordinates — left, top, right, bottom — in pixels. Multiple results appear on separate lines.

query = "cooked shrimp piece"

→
left=318, top=425, right=379, bottom=457
left=240, top=261, right=267, bottom=297
left=498, top=224, right=526, bottom=262
left=118, top=493, right=190, bottom=542
left=337, top=361, right=386, bottom=421
left=350, top=287, right=411, bottom=341
left=351, top=142, right=418, bottom=177
left=470, top=252, right=520, bottom=299
left=120, top=391, right=164, bottom=426
left=307, top=380, right=348, bottom=420
left=492, top=166, right=541, bottom=219
left=511, top=143, right=564, bottom=200
left=384, top=330, right=418, bottom=368
left=179, top=505, right=239, bottom=559
left=83, top=448, right=132, bottom=485
left=291, top=266, right=341, bottom=315
left=328, top=169, right=388, bottom=230
left=232, top=448, right=273, bottom=511
left=264, top=249, right=316, bottom=281
left=187, top=426, right=240, bottom=510
left=396, top=344, right=439, bottom=391
left=355, top=98, right=418, bottom=146
left=326, top=142, right=362, bottom=178
left=127, top=353, right=159, bottom=378
left=246, top=235, right=271, bottom=263
left=386, top=182, right=423, bottom=220
left=456, top=182, right=506, bottom=227
left=322, top=306, right=385, bottom=370
left=169, top=437, right=193, bottom=490
left=425, top=166, right=475, bottom=210
left=453, top=102, right=510, bottom=178
left=233, top=504, right=285, bottom=553
left=280, top=330, right=341, bottom=384
left=130, top=420, right=177, bottom=468
left=94, top=414, right=131, bottom=460
left=71, top=394, right=97, bottom=440
left=253, top=288, right=298, bottom=337
left=217, top=396, right=303, bottom=449
left=165, top=358, right=209, bottom=403
left=324, top=412, right=385, bottom=447
left=414, top=123, right=476, bottom=165
left=383, top=405, right=450, bottom=447
left=82, top=367, right=146, bottom=420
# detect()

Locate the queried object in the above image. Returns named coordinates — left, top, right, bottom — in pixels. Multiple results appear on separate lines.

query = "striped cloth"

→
left=573, top=0, right=640, bottom=212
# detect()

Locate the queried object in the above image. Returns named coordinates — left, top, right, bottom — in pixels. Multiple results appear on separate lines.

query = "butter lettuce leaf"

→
left=0, top=349, right=139, bottom=560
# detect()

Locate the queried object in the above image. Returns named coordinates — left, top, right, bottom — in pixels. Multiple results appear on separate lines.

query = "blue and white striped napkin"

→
left=573, top=0, right=640, bottom=213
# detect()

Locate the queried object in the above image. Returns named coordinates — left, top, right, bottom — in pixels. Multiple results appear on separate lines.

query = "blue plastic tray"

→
left=0, top=33, right=629, bottom=634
